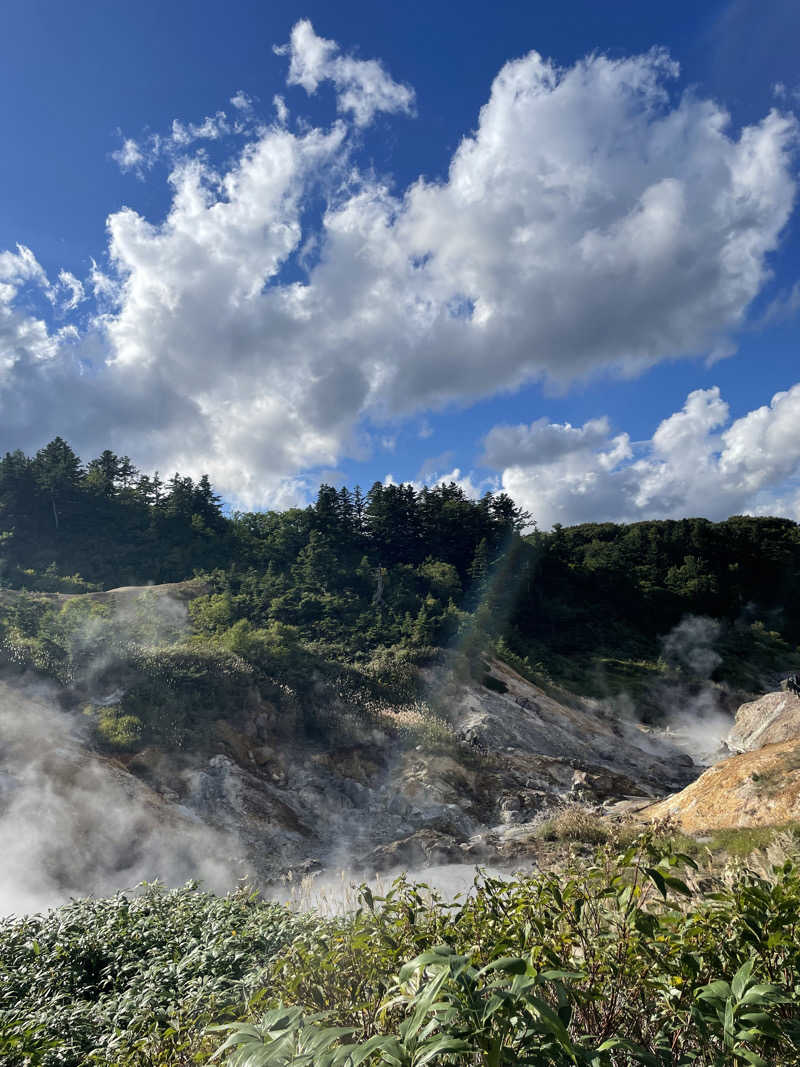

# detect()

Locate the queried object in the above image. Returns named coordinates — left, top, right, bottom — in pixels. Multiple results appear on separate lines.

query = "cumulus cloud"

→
left=278, top=19, right=415, bottom=126
left=0, top=26, right=798, bottom=507
left=482, top=417, right=613, bottom=469
left=385, top=465, right=495, bottom=501
left=491, top=385, right=800, bottom=528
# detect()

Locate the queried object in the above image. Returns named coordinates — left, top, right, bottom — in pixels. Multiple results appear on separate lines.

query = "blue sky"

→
left=1, top=0, right=799, bottom=525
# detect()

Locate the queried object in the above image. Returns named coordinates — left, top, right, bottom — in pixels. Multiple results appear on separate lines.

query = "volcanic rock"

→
left=642, top=738, right=800, bottom=831
left=726, top=689, right=800, bottom=753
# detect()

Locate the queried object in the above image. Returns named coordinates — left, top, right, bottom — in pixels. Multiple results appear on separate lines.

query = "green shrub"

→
left=91, top=705, right=144, bottom=750
left=120, top=645, right=255, bottom=747
left=215, top=837, right=800, bottom=1065
left=8, top=838, right=800, bottom=1065
left=0, top=883, right=312, bottom=1067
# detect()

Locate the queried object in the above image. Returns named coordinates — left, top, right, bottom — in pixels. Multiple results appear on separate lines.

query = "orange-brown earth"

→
left=643, top=738, right=800, bottom=831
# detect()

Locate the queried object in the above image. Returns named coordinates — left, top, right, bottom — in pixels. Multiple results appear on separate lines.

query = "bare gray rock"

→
left=727, top=689, right=800, bottom=753
left=0, top=655, right=703, bottom=911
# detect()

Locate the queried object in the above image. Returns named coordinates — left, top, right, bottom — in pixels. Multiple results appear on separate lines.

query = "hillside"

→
left=2, top=442, right=800, bottom=908
left=3, top=447, right=800, bottom=1064
left=3, top=439, right=800, bottom=708
left=0, top=599, right=696, bottom=912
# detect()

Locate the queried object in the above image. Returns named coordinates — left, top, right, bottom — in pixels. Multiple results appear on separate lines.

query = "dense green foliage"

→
left=5, top=836, right=800, bottom=1065
left=0, top=883, right=311, bottom=1066
left=2, top=440, right=800, bottom=712
left=0, top=439, right=227, bottom=590
left=518, top=517, right=800, bottom=689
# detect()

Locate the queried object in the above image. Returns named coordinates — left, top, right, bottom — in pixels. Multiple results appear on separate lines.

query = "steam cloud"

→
left=656, top=616, right=733, bottom=764
left=0, top=589, right=251, bottom=917
left=661, top=616, right=723, bottom=679
left=0, top=675, right=248, bottom=917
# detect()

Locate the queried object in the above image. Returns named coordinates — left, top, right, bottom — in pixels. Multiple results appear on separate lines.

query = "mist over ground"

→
left=0, top=676, right=246, bottom=917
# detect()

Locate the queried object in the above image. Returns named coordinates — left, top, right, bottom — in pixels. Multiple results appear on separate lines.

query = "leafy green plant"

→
left=209, top=838, right=800, bottom=1066
left=210, top=1006, right=359, bottom=1067
left=0, top=883, right=313, bottom=1067
left=6, top=823, right=800, bottom=1065
left=691, top=957, right=788, bottom=1065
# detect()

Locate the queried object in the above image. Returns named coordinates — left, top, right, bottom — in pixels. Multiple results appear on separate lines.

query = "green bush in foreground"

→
left=238, top=837, right=800, bottom=1065
left=4, top=835, right=800, bottom=1065
left=0, top=883, right=312, bottom=1067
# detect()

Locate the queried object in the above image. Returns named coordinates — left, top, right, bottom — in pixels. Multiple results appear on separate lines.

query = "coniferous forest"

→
left=2, top=437, right=799, bottom=700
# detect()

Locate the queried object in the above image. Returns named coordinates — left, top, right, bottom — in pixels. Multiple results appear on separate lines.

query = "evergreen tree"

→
left=32, top=437, right=84, bottom=530
left=151, top=472, right=164, bottom=507
left=85, top=450, right=121, bottom=495
left=294, top=530, right=339, bottom=593
left=118, top=456, right=139, bottom=491
left=352, top=485, right=366, bottom=533
left=469, top=538, right=490, bottom=587
left=195, top=474, right=224, bottom=528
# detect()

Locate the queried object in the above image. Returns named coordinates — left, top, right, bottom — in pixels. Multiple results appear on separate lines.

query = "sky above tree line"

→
left=1, top=0, right=799, bottom=527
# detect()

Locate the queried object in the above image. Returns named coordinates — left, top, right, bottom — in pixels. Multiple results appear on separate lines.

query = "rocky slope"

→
left=132, top=653, right=702, bottom=875
left=641, top=682, right=800, bottom=832
left=0, top=622, right=701, bottom=913
left=726, top=687, right=800, bottom=753
left=643, top=738, right=800, bottom=831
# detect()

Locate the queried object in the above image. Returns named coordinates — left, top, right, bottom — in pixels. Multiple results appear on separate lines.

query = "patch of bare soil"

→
left=642, top=738, right=800, bottom=831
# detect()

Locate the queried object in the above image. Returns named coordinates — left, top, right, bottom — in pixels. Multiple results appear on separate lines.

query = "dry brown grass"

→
left=377, top=705, right=427, bottom=730
left=536, top=803, right=611, bottom=844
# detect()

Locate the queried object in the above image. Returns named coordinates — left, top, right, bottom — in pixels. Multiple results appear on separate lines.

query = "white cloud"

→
left=490, top=385, right=800, bottom=528
left=111, top=137, right=145, bottom=174
left=482, top=417, right=613, bottom=469
left=278, top=19, right=415, bottom=126
left=112, top=109, right=248, bottom=176
left=169, top=111, right=230, bottom=147
left=379, top=51, right=797, bottom=408
left=273, top=94, right=289, bottom=125
left=0, top=246, right=59, bottom=368
left=0, top=244, right=50, bottom=296
left=0, top=30, right=798, bottom=509
left=385, top=466, right=493, bottom=500
left=89, top=258, right=119, bottom=305
left=230, top=90, right=254, bottom=112
left=57, top=270, right=85, bottom=311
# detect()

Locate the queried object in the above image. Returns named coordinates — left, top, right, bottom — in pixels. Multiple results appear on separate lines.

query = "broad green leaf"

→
left=731, top=959, right=756, bottom=1000
left=478, top=956, right=527, bottom=976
